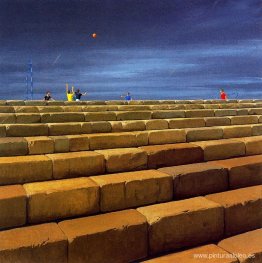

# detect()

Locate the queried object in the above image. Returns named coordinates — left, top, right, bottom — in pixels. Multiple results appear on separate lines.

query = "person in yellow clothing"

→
left=66, top=83, right=74, bottom=101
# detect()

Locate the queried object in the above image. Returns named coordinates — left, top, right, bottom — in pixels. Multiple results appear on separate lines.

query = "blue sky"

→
left=0, top=0, right=261, bottom=100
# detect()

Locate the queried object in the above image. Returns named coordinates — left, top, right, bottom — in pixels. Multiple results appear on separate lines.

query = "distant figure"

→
left=66, top=83, right=74, bottom=101
left=121, top=92, right=132, bottom=103
left=220, top=89, right=228, bottom=100
left=44, top=91, right=54, bottom=101
left=74, top=88, right=87, bottom=101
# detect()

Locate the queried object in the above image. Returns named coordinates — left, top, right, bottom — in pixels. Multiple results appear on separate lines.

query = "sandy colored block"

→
left=238, top=103, right=256, bottom=108
left=218, top=229, right=262, bottom=263
left=37, top=106, right=64, bottom=112
left=169, top=118, right=205, bottom=129
left=148, top=129, right=186, bottom=144
left=65, top=135, right=90, bottom=151
left=24, top=177, right=99, bottom=223
left=96, top=148, right=147, bottom=173
left=223, top=125, right=252, bottom=139
left=0, top=155, right=52, bottom=185
left=236, top=136, right=262, bottom=155
left=0, top=223, right=67, bottom=263
left=82, top=105, right=118, bottom=112
left=91, top=170, right=173, bottom=212
left=90, top=121, right=112, bottom=133
left=137, top=197, right=224, bottom=255
left=214, top=109, right=237, bottom=117
left=41, top=112, right=85, bottom=123
left=206, top=186, right=262, bottom=236
left=110, top=120, right=146, bottom=132
left=211, top=155, right=262, bottom=189
left=193, top=139, right=246, bottom=161
left=116, top=111, right=152, bottom=120
left=184, top=104, right=204, bottom=109
left=0, top=106, right=14, bottom=113
left=50, top=136, right=69, bottom=152
left=249, top=108, right=262, bottom=115
left=135, top=131, right=149, bottom=146
left=89, top=132, right=136, bottom=150
left=142, top=244, right=238, bottom=263
left=145, top=119, right=168, bottom=130
left=185, top=110, right=214, bottom=118
left=230, top=116, right=258, bottom=125
left=118, top=105, right=151, bottom=111
left=159, top=162, right=228, bottom=199
left=62, top=106, right=83, bottom=112
left=205, top=117, right=231, bottom=126
left=6, top=100, right=25, bottom=106
left=0, top=113, right=16, bottom=123
left=252, top=124, right=262, bottom=135
left=59, top=209, right=147, bottom=263
left=6, top=124, right=48, bottom=137
left=46, top=101, right=65, bottom=105
left=15, top=113, right=41, bottom=123
left=0, top=137, right=28, bottom=156
left=24, top=100, right=46, bottom=106
left=47, top=151, right=105, bottom=179
left=48, top=123, right=82, bottom=135
left=236, top=109, right=249, bottom=115
left=151, top=110, right=185, bottom=119
left=140, top=143, right=204, bottom=169
left=186, top=127, right=223, bottom=142
left=0, top=185, right=26, bottom=230
left=85, top=112, right=116, bottom=121
left=26, top=136, right=54, bottom=154
left=259, top=115, right=262, bottom=123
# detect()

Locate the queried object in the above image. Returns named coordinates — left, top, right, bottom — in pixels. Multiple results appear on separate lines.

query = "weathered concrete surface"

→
left=0, top=137, right=28, bottom=156
left=26, top=136, right=54, bottom=154
left=148, top=129, right=186, bottom=144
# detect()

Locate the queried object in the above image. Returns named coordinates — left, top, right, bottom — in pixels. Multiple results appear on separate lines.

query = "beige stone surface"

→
left=26, top=136, right=54, bottom=154
left=205, top=117, right=231, bottom=126
left=214, top=109, right=237, bottom=117
left=24, top=177, right=99, bottom=223
left=145, top=119, right=169, bottom=130
left=48, top=123, right=82, bottom=135
left=116, top=111, right=152, bottom=120
left=251, top=124, right=262, bottom=135
left=230, top=115, right=258, bottom=125
left=236, top=136, right=262, bottom=155
left=159, top=162, right=228, bottom=199
left=211, top=155, right=262, bottom=189
left=6, top=124, right=48, bottom=137
left=0, top=106, right=15, bottom=113
left=59, top=209, right=148, bottom=263
left=110, top=120, right=146, bottom=131
left=62, top=106, right=83, bottom=112
left=47, top=151, right=105, bottom=179
left=0, top=223, right=67, bottom=263
left=118, top=105, right=151, bottom=111
left=140, top=143, right=204, bottom=169
left=85, top=112, right=116, bottom=121
left=96, top=148, right=147, bottom=173
left=236, top=109, right=249, bottom=115
left=186, top=127, right=223, bottom=142
left=249, top=108, right=262, bottom=115
left=0, top=137, right=28, bottom=156
left=66, top=135, right=90, bottom=151
left=193, top=139, right=246, bottom=161
left=90, top=170, right=173, bottom=212
left=15, top=113, right=41, bottom=123
left=218, top=229, right=262, bottom=263
left=169, top=118, right=205, bottom=129
left=50, top=136, right=69, bottom=152
left=151, top=110, right=185, bottom=119
left=89, top=132, right=136, bottom=150
left=148, top=129, right=186, bottom=144
left=0, top=185, right=26, bottom=230
left=37, top=106, right=64, bottom=112
left=185, top=110, right=214, bottom=117
left=90, top=121, right=112, bottom=133
left=6, top=100, right=25, bottom=106
left=0, top=113, right=16, bottom=123
left=135, top=131, right=149, bottom=146
left=0, top=155, right=52, bottom=185
left=222, top=125, right=252, bottom=139
left=41, top=112, right=85, bottom=123
left=206, top=186, right=262, bottom=236
left=142, top=244, right=238, bottom=263
left=137, top=197, right=224, bottom=255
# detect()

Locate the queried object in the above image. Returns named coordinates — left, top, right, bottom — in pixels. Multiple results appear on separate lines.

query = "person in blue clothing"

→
left=121, top=92, right=132, bottom=103
left=74, top=88, right=87, bottom=101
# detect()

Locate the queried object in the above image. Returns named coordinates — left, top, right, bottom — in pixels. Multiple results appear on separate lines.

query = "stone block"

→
left=140, top=143, right=204, bottom=169
left=148, top=129, right=186, bottom=144
left=0, top=185, right=26, bottom=230
left=0, top=155, right=52, bottom=185
left=116, top=111, right=152, bottom=120
left=24, top=177, right=99, bottom=223
left=236, top=109, right=249, bottom=115
left=6, top=124, right=48, bottom=137
left=0, top=223, right=67, bottom=263
left=236, top=136, right=262, bottom=155
left=6, top=100, right=25, bottom=106
left=193, top=139, right=246, bottom=161
left=0, top=113, right=16, bottom=123
left=15, top=113, right=41, bottom=123
left=59, top=210, right=148, bottom=263
left=48, top=123, right=82, bottom=135
left=169, top=118, right=205, bottom=129
left=151, top=110, right=185, bottom=119
left=205, top=117, right=231, bottom=126
left=185, top=110, right=214, bottom=118
left=65, top=135, right=90, bottom=151
left=137, top=197, right=224, bottom=255
left=110, top=120, right=146, bottom=132
left=145, top=119, right=168, bottom=130
left=223, top=125, right=252, bottom=139
left=218, top=229, right=262, bottom=263
left=26, top=136, right=54, bottom=154
left=230, top=116, right=258, bottom=125
left=90, top=121, right=112, bottom=133
left=159, top=162, right=228, bottom=199
left=0, top=137, right=28, bottom=156
left=50, top=136, right=69, bottom=153
left=90, top=170, right=173, bottom=212
left=47, top=151, right=105, bottom=179
left=249, top=108, right=262, bottom=115
left=62, top=106, right=83, bottom=112
left=37, top=106, right=64, bottom=112
left=96, top=148, right=147, bottom=173
left=214, top=109, right=237, bottom=117
left=118, top=105, right=151, bottom=111
left=206, top=186, right=262, bottom=236
left=135, top=131, right=149, bottom=146
left=186, top=127, right=223, bottom=142
left=85, top=112, right=116, bottom=121
left=25, top=100, right=46, bottom=106
left=184, top=104, right=204, bottom=109
left=0, top=106, right=14, bottom=113
left=41, top=112, right=85, bottom=123
left=252, top=124, right=262, bottom=135
left=211, top=155, right=262, bottom=189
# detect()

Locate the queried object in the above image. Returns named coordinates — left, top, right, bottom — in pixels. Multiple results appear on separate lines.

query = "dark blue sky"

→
left=0, top=0, right=261, bottom=100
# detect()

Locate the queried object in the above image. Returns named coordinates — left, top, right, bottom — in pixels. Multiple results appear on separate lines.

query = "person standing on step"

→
left=74, top=88, right=87, bottom=101
left=66, top=83, right=74, bottom=101
left=121, top=92, right=132, bottom=104
left=44, top=91, right=54, bottom=101
left=220, top=89, right=228, bottom=100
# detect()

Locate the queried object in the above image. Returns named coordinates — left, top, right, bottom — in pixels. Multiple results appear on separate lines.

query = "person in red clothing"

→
left=220, top=89, right=227, bottom=100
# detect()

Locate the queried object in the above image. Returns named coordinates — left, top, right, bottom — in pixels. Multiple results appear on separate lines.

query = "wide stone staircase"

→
left=0, top=99, right=261, bottom=263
